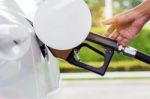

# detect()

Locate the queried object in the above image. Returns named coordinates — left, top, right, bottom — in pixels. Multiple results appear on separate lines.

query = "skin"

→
left=102, top=0, right=150, bottom=46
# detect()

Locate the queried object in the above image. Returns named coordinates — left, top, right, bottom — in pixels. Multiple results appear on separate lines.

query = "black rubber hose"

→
left=135, top=51, right=150, bottom=64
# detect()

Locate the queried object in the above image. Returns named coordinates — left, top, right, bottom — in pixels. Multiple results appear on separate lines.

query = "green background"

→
left=59, top=0, right=150, bottom=72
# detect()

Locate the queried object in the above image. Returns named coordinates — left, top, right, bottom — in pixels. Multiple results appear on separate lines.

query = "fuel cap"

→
left=33, top=0, right=92, bottom=50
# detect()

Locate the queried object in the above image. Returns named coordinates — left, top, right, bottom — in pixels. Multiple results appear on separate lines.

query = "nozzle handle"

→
left=66, top=43, right=114, bottom=76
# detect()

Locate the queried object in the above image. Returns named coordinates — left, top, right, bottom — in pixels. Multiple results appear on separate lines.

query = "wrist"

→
left=133, top=0, right=150, bottom=19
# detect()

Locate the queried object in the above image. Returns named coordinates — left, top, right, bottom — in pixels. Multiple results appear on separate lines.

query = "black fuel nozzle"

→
left=118, top=45, right=150, bottom=64
left=67, top=32, right=150, bottom=76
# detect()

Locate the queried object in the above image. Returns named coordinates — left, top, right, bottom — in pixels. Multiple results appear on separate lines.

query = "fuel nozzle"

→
left=118, top=45, right=150, bottom=64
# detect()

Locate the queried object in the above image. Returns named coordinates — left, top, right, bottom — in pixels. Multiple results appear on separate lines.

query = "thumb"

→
left=101, top=17, right=116, bottom=25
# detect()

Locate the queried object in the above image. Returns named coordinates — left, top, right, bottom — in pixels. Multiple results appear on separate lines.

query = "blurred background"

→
left=59, top=0, right=150, bottom=73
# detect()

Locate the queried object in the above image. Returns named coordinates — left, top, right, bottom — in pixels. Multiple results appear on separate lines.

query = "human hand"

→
left=102, top=9, right=149, bottom=46
left=102, top=0, right=150, bottom=46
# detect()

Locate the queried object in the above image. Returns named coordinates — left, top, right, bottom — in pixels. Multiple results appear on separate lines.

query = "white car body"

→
left=0, top=0, right=60, bottom=99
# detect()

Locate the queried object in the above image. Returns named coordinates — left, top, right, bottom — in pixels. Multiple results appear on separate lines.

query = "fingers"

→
left=118, top=13, right=132, bottom=24
left=102, top=11, right=133, bottom=26
left=110, top=31, right=119, bottom=40
left=108, top=30, right=129, bottom=46
left=102, top=14, right=126, bottom=25
left=115, top=35, right=129, bottom=46
left=119, top=30, right=134, bottom=40
left=102, top=12, right=134, bottom=46
left=103, top=25, right=116, bottom=37
left=119, top=38, right=129, bottom=46
left=116, top=36, right=123, bottom=42
left=104, top=29, right=129, bottom=46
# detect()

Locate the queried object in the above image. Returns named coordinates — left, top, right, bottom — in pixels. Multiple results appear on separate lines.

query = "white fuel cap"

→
left=33, top=0, right=92, bottom=50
